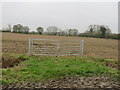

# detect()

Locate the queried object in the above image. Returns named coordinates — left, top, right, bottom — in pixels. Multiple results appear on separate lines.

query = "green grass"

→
left=2, top=55, right=119, bottom=85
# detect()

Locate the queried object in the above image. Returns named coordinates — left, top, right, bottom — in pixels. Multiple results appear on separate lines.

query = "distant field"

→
left=2, top=32, right=118, bottom=60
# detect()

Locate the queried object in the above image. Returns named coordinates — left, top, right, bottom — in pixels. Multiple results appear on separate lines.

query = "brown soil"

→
left=2, top=76, right=119, bottom=89
left=2, top=32, right=118, bottom=60
left=104, top=62, right=118, bottom=69
left=2, top=55, right=27, bottom=68
left=88, top=57, right=118, bottom=69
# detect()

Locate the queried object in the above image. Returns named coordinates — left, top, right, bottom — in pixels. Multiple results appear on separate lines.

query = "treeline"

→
left=0, top=24, right=78, bottom=36
left=79, top=33, right=119, bottom=39
left=79, top=25, right=119, bottom=39
left=1, top=24, right=29, bottom=34
left=0, top=24, right=119, bottom=39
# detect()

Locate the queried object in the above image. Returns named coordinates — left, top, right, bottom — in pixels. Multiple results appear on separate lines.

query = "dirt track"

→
left=2, top=32, right=118, bottom=60
left=2, top=76, right=119, bottom=89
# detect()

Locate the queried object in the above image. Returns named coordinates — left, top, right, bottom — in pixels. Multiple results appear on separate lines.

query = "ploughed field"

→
left=2, top=32, right=118, bottom=60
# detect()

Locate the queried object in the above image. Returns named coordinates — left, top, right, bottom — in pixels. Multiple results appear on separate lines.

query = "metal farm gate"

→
left=28, top=39, right=84, bottom=57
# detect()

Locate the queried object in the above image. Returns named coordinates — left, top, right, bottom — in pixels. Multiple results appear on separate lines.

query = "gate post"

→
left=56, top=40, right=60, bottom=56
left=80, top=40, right=84, bottom=57
left=28, top=39, right=31, bottom=56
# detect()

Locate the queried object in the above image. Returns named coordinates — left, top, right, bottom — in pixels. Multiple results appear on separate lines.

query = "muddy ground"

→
left=2, top=76, right=119, bottom=89
left=2, top=55, right=27, bottom=68
left=2, top=54, right=118, bottom=69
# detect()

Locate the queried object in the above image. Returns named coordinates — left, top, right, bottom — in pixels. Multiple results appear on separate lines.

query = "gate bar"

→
left=28, top=39, right=31, bottom=56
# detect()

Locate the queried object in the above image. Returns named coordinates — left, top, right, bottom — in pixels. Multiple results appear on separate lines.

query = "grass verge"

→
left=2, top=55, right=119, bottom=85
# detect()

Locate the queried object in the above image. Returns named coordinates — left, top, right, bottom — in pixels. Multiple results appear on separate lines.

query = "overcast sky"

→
left=1, top=2, right=118, bottom=33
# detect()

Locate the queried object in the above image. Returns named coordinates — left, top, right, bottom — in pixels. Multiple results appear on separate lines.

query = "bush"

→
left=79, top=33, right=119, bottom=39
left=1, top=30, right=11, bottom=32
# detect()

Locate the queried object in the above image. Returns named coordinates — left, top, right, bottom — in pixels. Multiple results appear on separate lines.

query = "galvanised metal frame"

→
left=28, top=39, right=84, bottom=57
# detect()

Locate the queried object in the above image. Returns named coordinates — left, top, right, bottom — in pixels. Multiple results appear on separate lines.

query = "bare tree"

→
left=22, top=26, right=30, bottom=34
left=8, top=24, right=12, bottom=32
left=13, top=24, right=23, bottom=33
left=69, top=29, right=78, bottom=36
left=46, top=26, right=58, bottom=35
left=36, top=27, right=44, bottom=34
left=99, top=25, right=111, bottom=37
left=86, top=24, right=111, bottom=37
